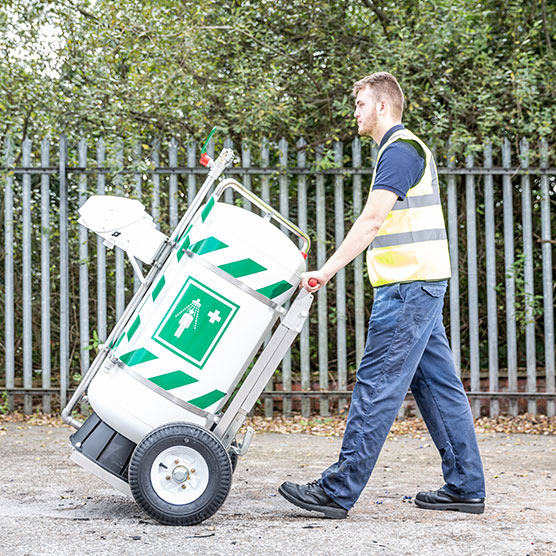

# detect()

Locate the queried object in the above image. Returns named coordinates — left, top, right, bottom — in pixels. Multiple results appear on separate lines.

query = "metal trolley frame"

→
left=62, top=147, right=314, bottom=525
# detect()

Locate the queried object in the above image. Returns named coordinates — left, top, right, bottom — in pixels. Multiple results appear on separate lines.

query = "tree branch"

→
left=361, top=0, right=391, bottom=39
left=59, top=0, right=99, bottom=21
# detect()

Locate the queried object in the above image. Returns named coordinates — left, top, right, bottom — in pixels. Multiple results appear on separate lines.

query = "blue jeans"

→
left=320, top=280, right=485, bottom=510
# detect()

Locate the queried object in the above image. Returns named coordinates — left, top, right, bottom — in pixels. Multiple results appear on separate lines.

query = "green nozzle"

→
left=200, top=127, right=217, bottom=154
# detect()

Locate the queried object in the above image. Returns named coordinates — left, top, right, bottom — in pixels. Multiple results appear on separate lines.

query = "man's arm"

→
left=301, top=188, right=398, bottom=291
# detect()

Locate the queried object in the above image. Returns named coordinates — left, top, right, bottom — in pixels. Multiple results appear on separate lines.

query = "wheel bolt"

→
left=191, top=468, right=196, bottom=473
left=181, top=484, right=186, bottom=489
left=174, top=459, right=179, bottom=464
left=166, top=475, right=171, bottom=480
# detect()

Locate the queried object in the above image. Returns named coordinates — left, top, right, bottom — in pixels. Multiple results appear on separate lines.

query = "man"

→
left=278, top=72, right=485, bottom=519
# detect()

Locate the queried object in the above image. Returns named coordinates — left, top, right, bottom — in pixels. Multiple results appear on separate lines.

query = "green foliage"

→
left=1, top=0, right=554, bottom=149
left=84, top=330, right=101, bottom=353
left=0, top=391, right=9, bottom=414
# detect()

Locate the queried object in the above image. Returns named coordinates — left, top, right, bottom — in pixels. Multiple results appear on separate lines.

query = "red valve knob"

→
left=199, top=152, right=212, bottom=167
left=308, top=278, right=319, bottom=287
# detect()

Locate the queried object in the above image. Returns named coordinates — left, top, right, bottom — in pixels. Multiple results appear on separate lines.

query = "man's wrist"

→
left=319, top=266, right=335, bottom=282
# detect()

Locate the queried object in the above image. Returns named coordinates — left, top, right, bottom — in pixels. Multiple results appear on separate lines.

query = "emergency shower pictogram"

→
left=174, top=298, right=201, bottom=337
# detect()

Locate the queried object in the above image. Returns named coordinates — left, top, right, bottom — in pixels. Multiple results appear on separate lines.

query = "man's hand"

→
left=300, top=270, right=331, bottom=293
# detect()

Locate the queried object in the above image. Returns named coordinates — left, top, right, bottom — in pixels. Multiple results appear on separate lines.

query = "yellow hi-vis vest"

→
left=366, top=128, right=451, bottom=287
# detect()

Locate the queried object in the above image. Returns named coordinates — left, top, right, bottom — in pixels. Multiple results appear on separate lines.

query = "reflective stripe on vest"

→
left=366, top=129, right=451, bottom=287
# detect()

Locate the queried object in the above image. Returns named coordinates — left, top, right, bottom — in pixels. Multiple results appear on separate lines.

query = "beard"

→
left=358, top=110, right=378, bottom=137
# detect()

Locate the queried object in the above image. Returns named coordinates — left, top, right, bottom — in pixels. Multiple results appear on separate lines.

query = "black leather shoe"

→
left=415, top=489, right=485, bottom=514
left=278, top=480, right=348, bottom=519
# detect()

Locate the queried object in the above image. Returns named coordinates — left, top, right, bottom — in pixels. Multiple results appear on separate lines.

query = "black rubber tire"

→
left=128, top=422, right=232, bottom=526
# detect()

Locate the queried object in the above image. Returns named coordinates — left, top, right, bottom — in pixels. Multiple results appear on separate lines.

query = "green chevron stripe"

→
left=188, top=389, right=226, bottom=409
left=152, top=275, right=166, bottom=301
left=177, top=235, right=191, bottom=261
left=218, top=258, right=266, bottom=278
left=201, top=196, right=215, bottom=222
left=178, top=223, right=193, bottom=242
left=119, top=348, right=158, bottom=367
left=152, top=276, right=166, bottom=301
left=177, top=225, right=193, bottom=262
left=127, top=315, right=141, bottom=340
left=190, top=236, right=228, bottom=256
left=149, top=370, right=198, bottom=390
left=256, top=280, right=293, bottom=299
left=112, top=331, right=125, bottom=349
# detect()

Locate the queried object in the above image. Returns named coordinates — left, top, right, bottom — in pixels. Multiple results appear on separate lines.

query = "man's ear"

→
left=377, top=99, right=388, bottom=116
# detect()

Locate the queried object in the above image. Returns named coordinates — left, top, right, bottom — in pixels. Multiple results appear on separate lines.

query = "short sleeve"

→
left=372, top=141, right=425, bottom=201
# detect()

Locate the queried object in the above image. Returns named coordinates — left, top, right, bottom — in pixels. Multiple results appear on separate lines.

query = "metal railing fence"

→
left=1, top=135, right=555, bottom=417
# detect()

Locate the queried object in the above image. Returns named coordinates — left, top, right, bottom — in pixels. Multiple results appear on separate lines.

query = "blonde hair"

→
left=353, top=72, right=404, bottom=120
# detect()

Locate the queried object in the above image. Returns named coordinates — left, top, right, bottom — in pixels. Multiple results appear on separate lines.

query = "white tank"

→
left=88, top=200, right=306, bottom=443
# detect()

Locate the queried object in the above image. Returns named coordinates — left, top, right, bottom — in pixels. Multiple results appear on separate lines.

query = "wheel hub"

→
left=150, top=445, right=209, bottom=505
left=171, top=464, right=190, bottom=483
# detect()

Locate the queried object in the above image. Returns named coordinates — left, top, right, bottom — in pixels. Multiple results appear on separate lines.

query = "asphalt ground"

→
left=1, top=423, right=555, bottom=556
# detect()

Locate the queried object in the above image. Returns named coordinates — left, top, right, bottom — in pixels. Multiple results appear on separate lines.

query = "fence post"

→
left=206, top=138, right=215, bottom=196
left=115, top=141, right=125, bottom=320
left=540, top=138, right=555, bottom=416
left=502, top=139, right=518, bottom=415
left=520, top=138, right=537, bottom=415
left=261, top=138, right=270, bottom=204
left=261, top=138, right=273, bottom=417
left=3, top=137, right=14, bottom=411
left=78, top=138, right=90, bottom=379
left=133, top=142, right=143, bottom=294
left=187, top=141, right=196, bottom=205
left=241, top=140, right=252, bottom=211
left=224, top=138, right=234, bottom=204
left=96, top=138, right=107, bottom=342
left=334, top=141, right=347, bottom=412
left=446, top=140, right=461, bottom=377
left=297, top=137, right=311, bottom=417
left=59, top=135, right=69, bottom=409
left=151, top=138, right=160, bottom=227
left=41, top=137, right=52, bottom=413
left=169, top=138, right=178, bottom=229
left=466, top=154, right=480, bottom=417
left=483, top=142, right=499, bottom=417
left=278, top=137, right=292, bottom=416
left=316, top=144, right=329, bottom=416
left=22, top=138, right=33, bottom=414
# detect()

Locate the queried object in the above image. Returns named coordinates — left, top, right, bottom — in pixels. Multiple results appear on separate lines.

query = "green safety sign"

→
left=152, top=277, right=239, bottom=369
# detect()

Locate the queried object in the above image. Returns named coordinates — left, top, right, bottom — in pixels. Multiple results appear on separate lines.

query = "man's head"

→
left=353, top=72, right=404, bottom=142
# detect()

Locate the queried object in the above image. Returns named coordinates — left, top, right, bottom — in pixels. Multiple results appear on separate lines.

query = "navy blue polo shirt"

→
left=371, top=124, right=425, bottom=201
